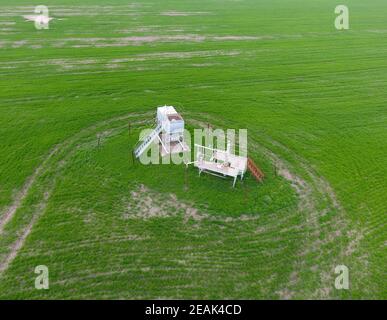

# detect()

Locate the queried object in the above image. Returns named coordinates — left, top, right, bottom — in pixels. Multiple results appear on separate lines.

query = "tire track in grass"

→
left=0, top=146, right=58, bottom=235
left=0, top=111, right=356, bottom=299
left=0, top=111, right=151, bottom=234
left=251, top=132, right=368, bottom=298
left=0, top=194, right=49, bottom=273
left=0, top=112, right=152, bottom=276
left=0, top=111, right=282, bottom=294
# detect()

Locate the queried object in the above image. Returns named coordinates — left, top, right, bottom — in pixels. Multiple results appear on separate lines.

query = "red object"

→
left=247, top=158, right=264, bottom=182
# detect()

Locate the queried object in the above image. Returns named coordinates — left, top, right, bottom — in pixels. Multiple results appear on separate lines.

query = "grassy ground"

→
left=0, top=0, right=385, bottom=299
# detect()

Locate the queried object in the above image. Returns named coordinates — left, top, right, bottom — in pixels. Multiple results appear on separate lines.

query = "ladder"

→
left=247, top=157, right=265, bottom=182
left=133, top=123, right=162, bottom=158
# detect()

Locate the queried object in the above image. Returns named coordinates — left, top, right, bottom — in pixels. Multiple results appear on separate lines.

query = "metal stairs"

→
left=247, top=157, right=265, bottom=182
left=133, top=123, right=162, bottom=158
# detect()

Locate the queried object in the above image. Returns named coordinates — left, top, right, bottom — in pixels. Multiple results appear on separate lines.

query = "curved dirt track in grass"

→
left=0, top=112, right=152, bottom=274
left=0, top=111, right=363, bottom=298
left=0, top=112, right=151, bottom=234
left=0, top=146, right=58, bottom=235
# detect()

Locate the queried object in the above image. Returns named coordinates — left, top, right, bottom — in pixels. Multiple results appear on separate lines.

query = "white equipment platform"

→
left=134, top=106, right=190, bottom=158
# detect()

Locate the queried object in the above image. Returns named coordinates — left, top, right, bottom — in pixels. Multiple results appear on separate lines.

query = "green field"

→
left=0, top=0, right=386, bottom=299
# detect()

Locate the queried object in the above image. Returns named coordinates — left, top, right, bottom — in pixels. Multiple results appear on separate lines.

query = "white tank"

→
left=157, top=106, right=184, bottom=134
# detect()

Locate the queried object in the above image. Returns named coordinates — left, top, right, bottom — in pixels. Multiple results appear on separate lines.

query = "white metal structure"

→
left=193, top=142, right=247, bottom=187
left=134, top=106, right=189, bottom=158
left=133, top=123, right=162, bottom=159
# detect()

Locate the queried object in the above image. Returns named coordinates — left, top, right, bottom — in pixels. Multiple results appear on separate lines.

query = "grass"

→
left=0, top=0, right=386, bottom=299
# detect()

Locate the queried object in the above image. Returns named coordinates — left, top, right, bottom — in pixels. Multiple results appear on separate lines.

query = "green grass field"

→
left=0, top=0, right=386, bottom=299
